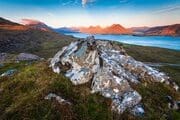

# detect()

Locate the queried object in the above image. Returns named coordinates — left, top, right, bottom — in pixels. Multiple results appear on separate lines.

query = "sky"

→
left=0, top=0, right=179, bottom=28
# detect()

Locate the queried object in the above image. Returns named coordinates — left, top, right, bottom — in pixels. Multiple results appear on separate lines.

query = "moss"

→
left=0, top=62, right=113, bottom=120
left=123, top=44, right=180, bottom=64
left=0, top=42, right=180, bottom=119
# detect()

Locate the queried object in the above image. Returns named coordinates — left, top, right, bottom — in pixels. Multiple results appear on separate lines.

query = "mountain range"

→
left=0, top=17, right=180, bottom=37
left=75, top=24, right=132, bottom=34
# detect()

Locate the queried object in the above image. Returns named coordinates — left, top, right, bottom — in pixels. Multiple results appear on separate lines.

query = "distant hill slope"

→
left=144, top=24, right=180, bottom=36
left=0, top=17, right=78, bottom=58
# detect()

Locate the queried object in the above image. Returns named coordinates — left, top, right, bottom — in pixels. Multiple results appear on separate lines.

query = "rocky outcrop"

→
left=50, top=36, right=179, bottom=115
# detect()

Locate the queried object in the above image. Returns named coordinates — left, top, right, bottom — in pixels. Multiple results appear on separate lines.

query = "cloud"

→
left=82, top=0, right=95, bottom=7
left=119, top=0, right=129, bottom=3
left=21, top=19, right=42, bottom=25
left=153, top=5, right=180, bottom=14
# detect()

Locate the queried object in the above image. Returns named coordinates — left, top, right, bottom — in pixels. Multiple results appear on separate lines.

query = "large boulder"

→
left=50, top=36, right=179, bottom=115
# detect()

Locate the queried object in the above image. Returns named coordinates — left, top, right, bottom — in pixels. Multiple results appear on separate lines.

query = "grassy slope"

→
left=0, top=29, right=78, bottom=58
left=0, top=42, right=180, bottom=120
left=123, top=44, right=180, bottom=119
left=0, top=62, right=112, bottom=120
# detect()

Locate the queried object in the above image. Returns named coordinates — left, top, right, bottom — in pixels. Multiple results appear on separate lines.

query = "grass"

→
left=0, top=41, right=180, bottom=120
left=0, top=62, right=113, bottom=120
left=123, top=44, right=180, bottom=64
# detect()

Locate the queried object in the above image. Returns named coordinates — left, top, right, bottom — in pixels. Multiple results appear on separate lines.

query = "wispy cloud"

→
left=119, top=0, right=130, bottom=4
left=82, top=0, right=95, bottom=7
left=153, top=5, right=180, bottom=14
left=21, top=19, right=42, bottom=25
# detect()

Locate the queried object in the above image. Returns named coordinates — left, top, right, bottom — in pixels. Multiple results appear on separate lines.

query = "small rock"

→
left=0, top=69, right=17, bottom=77
left=44, top=93, right=71, bottom=105
left=0, top=88, right=3, bottom=93
left=166, top=96, right=180, bottom=110
left=0, top=63, right=4, bottom=68
left=16, top=53, right=42, bottom=61
left=130, top=104, right=145, bottom=117
left=0, top=53, right=7, bottom=62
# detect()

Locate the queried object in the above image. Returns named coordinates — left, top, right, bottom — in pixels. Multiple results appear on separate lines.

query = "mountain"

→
left=21, top=19, right=52, bottom=31
left=129, top=26, right=150, bottom=33
left=0, top=17, right=29, bottom=31
left=144, top=24, right=180, bottom=36
left=54, top=27, right=79, bottom=34
left=0, top=17, right=19, bottom=25
left=76, top=24, right=132, bottom=34
left=0, top=17, right=78, bottom=58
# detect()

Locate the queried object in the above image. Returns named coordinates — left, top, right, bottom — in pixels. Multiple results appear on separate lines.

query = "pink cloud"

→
left=21, top=19, right=42, bottom=25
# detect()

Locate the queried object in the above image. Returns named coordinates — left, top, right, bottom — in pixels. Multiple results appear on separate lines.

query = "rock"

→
left=16, top=53, right=42, bottom=61
left=50, top=36, right=179, bottom=115
left=130, top=104, right=145, bottom=117
left=0, top=63, right=4, bottom=68
left=0, top=88, right=3, bottom=93
left=166, top=96, right=180, bottom=110
left=0, top=69, right=17, bottom=77
left=44, top=93, right=71, bottom=105
left=0, top=53, right=7, bottom=62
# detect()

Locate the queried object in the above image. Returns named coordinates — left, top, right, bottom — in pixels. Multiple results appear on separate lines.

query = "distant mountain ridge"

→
left=0, top=17, right=19, bottom=25
left=0, top=17, right=29, bottom=31
left=21, top=19, right=52, bottom=31
left=55, top=24, right=180, bottom=36
left=76, top=24, right=132, bottom=34
left=144, top=24, right=180, bottom=36
left=54, top=27, right=79, bottom=33
left=129, top=27, right=150, bottom=33
left=1, top=17, right=179, bottom=36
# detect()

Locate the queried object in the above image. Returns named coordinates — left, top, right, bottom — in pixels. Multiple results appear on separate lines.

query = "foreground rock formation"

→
left=50, top=36, right=179, bottom=115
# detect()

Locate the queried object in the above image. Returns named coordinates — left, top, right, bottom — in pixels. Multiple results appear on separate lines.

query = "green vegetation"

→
left=123, top=44, right=180, bottom=64
left=0, top=29, right=78, bottom=58
left=0, top=42, right=179, bottom=120
left=0, top=62, right=112, bottom=120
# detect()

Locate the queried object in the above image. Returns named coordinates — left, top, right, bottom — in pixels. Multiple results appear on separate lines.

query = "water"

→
left=65, top=33, right=180, bottom=51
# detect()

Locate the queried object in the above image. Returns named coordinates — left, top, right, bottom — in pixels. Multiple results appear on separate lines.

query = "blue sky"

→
left=0, top=0, right=179, bottom=27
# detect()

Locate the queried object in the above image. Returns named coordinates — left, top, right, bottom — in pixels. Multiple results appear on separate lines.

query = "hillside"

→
left=144, top=24, right=180, bottom=36
left=0, top=42, right=179, bottom=120
left=0, top=17, right=78, bottom=58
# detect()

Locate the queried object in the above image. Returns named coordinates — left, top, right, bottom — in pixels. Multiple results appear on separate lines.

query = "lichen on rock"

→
left=50, top=36, right=179, bottom=115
